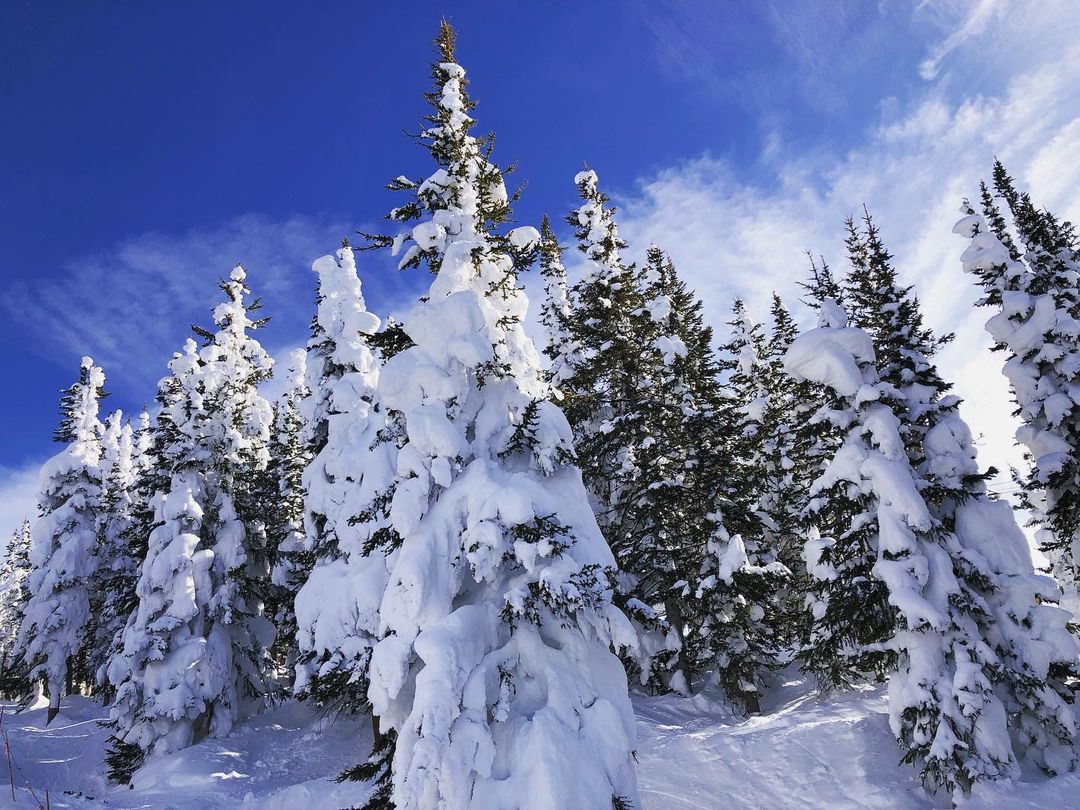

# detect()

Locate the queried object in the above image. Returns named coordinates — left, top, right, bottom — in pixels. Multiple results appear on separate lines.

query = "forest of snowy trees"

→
left=5, top=22, right=1080, bottom=810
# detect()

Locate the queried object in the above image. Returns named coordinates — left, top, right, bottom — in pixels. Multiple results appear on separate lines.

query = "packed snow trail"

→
left=9, top=677, right=1080, bottom=808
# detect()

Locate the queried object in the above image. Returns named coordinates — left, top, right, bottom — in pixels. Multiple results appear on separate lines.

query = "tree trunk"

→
left=743, top=691, right=761, bottom=715
left=46, top=683, right=59, bottom=725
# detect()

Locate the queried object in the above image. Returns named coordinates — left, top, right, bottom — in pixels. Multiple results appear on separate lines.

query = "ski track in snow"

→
left=6, top=675, right=1080, bottom=809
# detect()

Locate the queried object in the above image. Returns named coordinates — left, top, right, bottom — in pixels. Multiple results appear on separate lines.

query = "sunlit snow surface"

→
left=6, top=675, right=1080, bottom=808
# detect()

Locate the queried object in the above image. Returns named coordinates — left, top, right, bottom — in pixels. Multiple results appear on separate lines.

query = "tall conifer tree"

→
left=956, top=164, right=1080, bottom=596
left=17, top=357, right=106, bottom=723
left=787, top=299, right=1078, bottom=797
left=292, top=244, right=393, bottom=721
left=90, top=410, right=141, bottom=701
left=107, top=267, right=275, bottom=778
left=265, top=349, right=311, bottom=686
left=0, top=519, right=32, bottom=698
left=356, top=24, right=641, bottom=808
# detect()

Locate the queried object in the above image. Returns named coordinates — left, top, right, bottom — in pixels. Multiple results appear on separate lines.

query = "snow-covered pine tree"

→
left=88, top=410, right=141, bottom=702
left=716, top=299, right=774, bottom=544
left=16, top=357, right=106, bottom=723
left=955, top=164, right=1080, bottom=596
left=787, top=256, right=858, bottom=666
left=792, top=295, right=896, bottom=687
left=537, top=214, right=577, bottom=396
left=292, top=243, right=394, bottom=720
left=96, top=409, right=158, bottom=706
left=0, top=519, right=33, bottom=698
left=787, top=299, right=1079, bottom=798
left=554, top=171, right=687, bottom=691
left=265, top=349, right=310, bottom=687
left=758, top=294, right=806, bottom=575
left=559, top=168, right=648, bottom=545
left=799, top=212, right=954, bottom=689
left=687, top=299, right=788, bottom=711
left=106, top=267, right=275, bottom=777
left=357, top=22, right=640, bottom=808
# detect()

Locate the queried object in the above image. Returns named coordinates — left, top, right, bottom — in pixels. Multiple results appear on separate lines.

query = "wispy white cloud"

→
left=607, top=2, right=1080, bottom=501
left=917, top=0, right=1005, bottom=80
left=638, top=0, right=893, bottom=113
left=0, top=463, right=40, bottom=558
left=3, top=214, right=357, bottom=395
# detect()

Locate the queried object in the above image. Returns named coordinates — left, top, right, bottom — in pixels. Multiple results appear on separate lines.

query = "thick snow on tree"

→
left=107, top=267, right=275, bottom=775
left=0, top=519, right=32, bottom=697
left=292, top=246, right=396, bottom=716
left=955, top=165, right=1080, bottom=596
left=358, top=23, right=640, bottom=809
left=536, top=214, right=577, bottom=396
left=89, top=410, right=141, bottom=698
left=264, top=349, right=311, bottom=686
left=16, top=357, right=105, bottom=723
left=799, top=213, right=956, bottom=688
left=786, top=301, right=1078, bottom=797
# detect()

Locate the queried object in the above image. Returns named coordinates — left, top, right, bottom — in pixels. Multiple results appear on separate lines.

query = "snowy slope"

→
left=1, top=697, right=374, bottom=809
left=6, top=676, right=1080, bottom=809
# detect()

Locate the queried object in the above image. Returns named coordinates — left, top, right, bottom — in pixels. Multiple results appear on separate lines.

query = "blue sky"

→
left=2, top=1, right=1079, bottom=536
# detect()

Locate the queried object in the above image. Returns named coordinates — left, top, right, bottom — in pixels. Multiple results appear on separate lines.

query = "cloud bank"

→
left=612, top=0, right=1080, bottom=499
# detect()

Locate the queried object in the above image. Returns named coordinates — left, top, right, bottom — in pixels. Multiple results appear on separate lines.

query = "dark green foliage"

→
left=338, top=729, right=396, bottom=809
left=104, top=735, right=146, bottom=786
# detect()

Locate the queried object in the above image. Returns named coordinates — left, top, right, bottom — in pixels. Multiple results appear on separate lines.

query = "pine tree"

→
left=786, top=299, right=1079, bottom=798
left=760, top=295, right=804, bottom=560
left=717, top=300, right=771, bottom=513
left=753, top=294, right=814, bottom=631
left=537, top=214, right=577, bottom=396
left=792, top=294, right=896, bottom=687
left=688, top=299, right=788, bottom=711
left=0, top=519, right=32, bottom=698
left=956, top=164, right=1080, bottom=597
left=16, top=357, right=106, bottom=723
left=88, top=410, right=141, bottom=702
left=555, top=171, right=687, bottom=690
left=265, top=349, right=310, bottom=688
left=106, top=267, right=276, bottom=776
left=357, top=23, right=640, bottom=808
left=292, top=244, right=392, bottom=719
left=799, top=211, right=957, bottom=688
left=788, top=257, right=855, bottom=665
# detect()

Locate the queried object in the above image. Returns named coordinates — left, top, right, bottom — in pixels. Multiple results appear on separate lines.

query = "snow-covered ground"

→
left=6, top=675, right=1080, bottom=808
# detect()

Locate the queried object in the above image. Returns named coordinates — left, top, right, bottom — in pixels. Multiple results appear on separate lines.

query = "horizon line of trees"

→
left=3, top=21, right=1080, bottom=810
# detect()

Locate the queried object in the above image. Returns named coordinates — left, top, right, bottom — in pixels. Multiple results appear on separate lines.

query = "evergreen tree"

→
left=265, top=349, right=310, bottom=688
left=89, top=410, right=141, bottom=702
left=755, top=294, right=813, bottom=628
left=800, top=211, right=955, bottom=688
left=537, top=214, right=577, bottom=396
left=292, top=244, right=393, bottom=720
left=0, top=519, right=32, bottom=698
left=16, top=357, right=106, bottom=723
left=556, top=171, right=684, bottom=690
left=357, top=23, right=640, bottom=808
left=786, top=299, right=1078, bottom=798
left=717, top=300, right=771, bottom=515
left=956, top=164, right=1080, bottom=596
left=690, top=299, right=788, bottom=710
left=106, top=267, right=275, bottom=777
left=788, top=257, right=855, bottom=666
